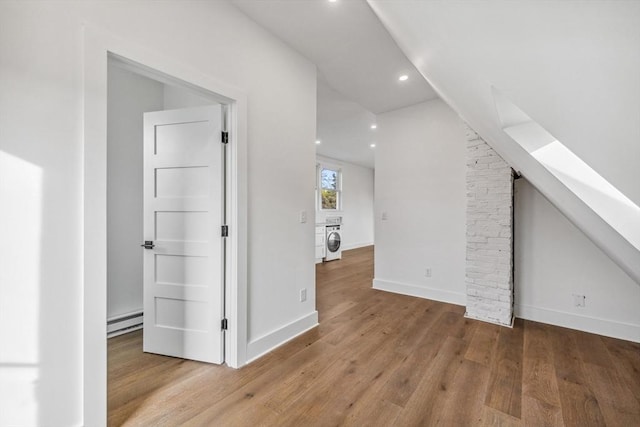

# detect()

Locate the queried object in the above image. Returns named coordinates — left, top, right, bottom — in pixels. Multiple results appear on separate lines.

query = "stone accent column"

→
left=464, top=125, right=514, bottom=326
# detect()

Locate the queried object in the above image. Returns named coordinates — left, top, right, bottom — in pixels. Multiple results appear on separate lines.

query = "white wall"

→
left=515, top=179, right=640, bottom=342
left=316, top=155, right=374, bottom=250
left=0, top=1, right=316, bottom=425
left=107, top=62, right=164, bottom=320
left=373, top=100, right=467, bottom=305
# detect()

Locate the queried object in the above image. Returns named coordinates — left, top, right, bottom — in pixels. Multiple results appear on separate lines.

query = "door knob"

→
left=141, top=240, right=155, bottom=249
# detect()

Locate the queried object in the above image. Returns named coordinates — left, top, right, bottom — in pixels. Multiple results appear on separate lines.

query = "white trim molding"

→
left=246, top=311, right=319, bottom=363
left=515, top=304, right=640, bottom=343
left=373, top=278, right=466, bottom=306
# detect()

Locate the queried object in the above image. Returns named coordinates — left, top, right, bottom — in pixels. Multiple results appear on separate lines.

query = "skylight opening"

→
left=492, top=87, right=640, bottom=251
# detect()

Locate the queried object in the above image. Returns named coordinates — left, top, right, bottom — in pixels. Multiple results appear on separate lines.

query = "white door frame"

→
left=82, top=25, right=248, bottom=426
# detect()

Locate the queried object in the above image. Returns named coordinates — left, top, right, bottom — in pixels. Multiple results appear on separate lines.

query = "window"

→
left=318, top=164, right=341, bottom=210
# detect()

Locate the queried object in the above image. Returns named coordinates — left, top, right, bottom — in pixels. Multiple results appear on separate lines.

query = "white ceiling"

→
left=316, top=78, right=376, bottom=168
left=231, top=0, right=439, bottom=169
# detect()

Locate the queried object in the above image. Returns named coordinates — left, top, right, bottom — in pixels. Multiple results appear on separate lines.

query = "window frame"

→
left=316, top=162, right=342, bottom=211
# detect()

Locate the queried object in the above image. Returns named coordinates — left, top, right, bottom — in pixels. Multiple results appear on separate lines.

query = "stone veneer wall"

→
left=464, top=125, right=514, bottom=326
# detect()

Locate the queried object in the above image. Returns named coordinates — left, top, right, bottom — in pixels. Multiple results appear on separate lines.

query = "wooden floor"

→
left=109, top=246, right=640, bottom=426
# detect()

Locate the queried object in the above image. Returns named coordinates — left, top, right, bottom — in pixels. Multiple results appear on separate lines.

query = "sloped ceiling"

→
left=368, top=0, right=640, bottom=282
left=368, top=0, right=640, bottom=206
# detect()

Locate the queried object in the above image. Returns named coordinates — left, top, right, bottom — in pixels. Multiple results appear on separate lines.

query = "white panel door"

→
left=142, top=105, right=224, bottom=364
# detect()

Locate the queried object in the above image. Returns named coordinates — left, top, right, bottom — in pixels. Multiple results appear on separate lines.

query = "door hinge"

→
left=221, top=131, right=229, bottom=144
left=221, top=318, right=228, bottom=330
left=221, top=225, right=229, bottom=237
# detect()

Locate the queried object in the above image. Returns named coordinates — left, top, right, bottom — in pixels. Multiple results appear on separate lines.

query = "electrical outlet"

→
left=300, top=288, right=307, bottom=302
left=572, top=294, right=586, bottom=307
left=425, top=267, right=432, bottom=278
left=299, top=210, right=307, bottom=223
left=381, top=211, right=388, bottom=221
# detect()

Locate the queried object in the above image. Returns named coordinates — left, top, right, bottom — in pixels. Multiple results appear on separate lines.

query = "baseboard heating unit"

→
left=107, top=311, right=143, bottom=338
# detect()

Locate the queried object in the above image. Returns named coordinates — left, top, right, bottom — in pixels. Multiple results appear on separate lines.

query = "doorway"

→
left=107, top=58, right=226, bottom=363
left=83, top=28, right=248, bottom=425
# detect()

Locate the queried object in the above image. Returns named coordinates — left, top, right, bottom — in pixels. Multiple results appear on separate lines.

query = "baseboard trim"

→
left=373, top=278, right=466, bottom=306
left=246, top=311, right=319, bottom=363
left=515, top=304, right=640, bottom=343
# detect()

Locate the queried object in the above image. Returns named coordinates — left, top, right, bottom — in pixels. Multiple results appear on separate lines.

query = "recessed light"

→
left=328, top=0, right=337, bottom=3
left=370, top=143, right=376, bottom=148
left=315, top=140, right=321, bottom=144
left=370, top=124, right=377, bottom=129
left=398, top=74, right=409, bottom=82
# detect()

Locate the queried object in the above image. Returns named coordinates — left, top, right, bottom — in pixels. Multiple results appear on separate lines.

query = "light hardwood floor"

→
left=109, top=246, right=640, bottom=426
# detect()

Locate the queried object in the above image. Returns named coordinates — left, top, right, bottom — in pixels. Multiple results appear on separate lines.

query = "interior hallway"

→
left=108, top=246, right=640, bottom=426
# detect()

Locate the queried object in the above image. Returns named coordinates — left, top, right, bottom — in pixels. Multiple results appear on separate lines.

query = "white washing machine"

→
left=324, top=223, right=342, bottom=261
